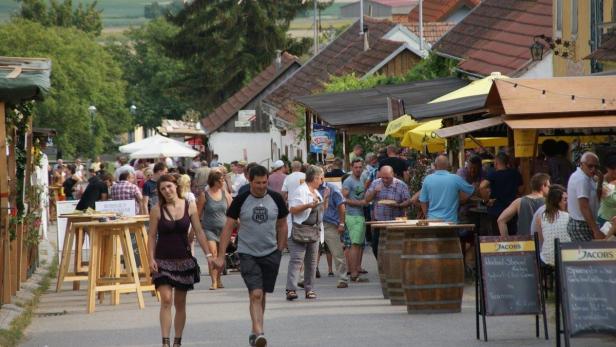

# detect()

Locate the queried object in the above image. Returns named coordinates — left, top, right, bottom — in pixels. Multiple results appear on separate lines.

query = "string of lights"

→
left=497, top=78, right=616, bottom=106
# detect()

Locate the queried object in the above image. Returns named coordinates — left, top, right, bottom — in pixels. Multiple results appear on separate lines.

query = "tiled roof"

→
left=202, top=52, right=300, bottom=133
left=265, top=17, right=404, bottom=123
left=407, top=0, right=480, bottom=22
left=399, top=22, right=456, bottom=44
left=586, top=32, right=616, bottom=61
left=433, top=0, right=552, bottom=77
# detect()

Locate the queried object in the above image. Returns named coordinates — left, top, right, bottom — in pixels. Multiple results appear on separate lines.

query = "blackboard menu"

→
left=479, top=236, right=541, bottom=316
left=559, top=242, right=616, bottom=337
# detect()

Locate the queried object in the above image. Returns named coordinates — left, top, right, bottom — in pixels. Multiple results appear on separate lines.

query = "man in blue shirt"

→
left=318, top=181, right=349, bottom=288
left=419, top=155, right=475, bottom=223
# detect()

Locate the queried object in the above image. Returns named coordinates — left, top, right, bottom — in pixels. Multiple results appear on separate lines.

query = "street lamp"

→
left=88, top=105, right=97, bottom=133
left=130, top=104, right=137, bottom=115
left=530, top=38, right=545, bottom=61
left=530, top=35, right=573, bottom=61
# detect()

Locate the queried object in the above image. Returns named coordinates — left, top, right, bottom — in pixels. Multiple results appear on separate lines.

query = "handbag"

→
left=163, top=205, right=201, bottom=283
left=291, top=205, right=320, bottom=244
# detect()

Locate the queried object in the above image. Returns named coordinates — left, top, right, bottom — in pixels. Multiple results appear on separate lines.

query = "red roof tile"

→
left=201, top=52, right=300, bottom=133
left=265, top=17, right=409, bottom=123
left=433, top=0, right=552, bottom=76
left=398, top=22, right=456, bottom=44
left=407, top=0, right=480, bottom=22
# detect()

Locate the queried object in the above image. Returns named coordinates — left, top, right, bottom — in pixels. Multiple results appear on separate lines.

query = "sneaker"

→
left=249, top=333, right=256, bottom=347
left=255, top=334, right=267, bottom=347
left=336, top=282, right=348, bottom=288
left=328, top=272, right=334, bottom=277
left=351, top=276, right=369, bottom=283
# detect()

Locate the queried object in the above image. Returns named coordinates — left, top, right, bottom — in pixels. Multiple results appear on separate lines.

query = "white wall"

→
left=209, top=132, right=271, bottom=167
left=520, top=52, right=554, bottom=78
left=270, top=126, right=307, bottom=165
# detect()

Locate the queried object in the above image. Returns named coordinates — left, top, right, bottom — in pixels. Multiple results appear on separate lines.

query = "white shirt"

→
left=114, top=164, right=135, bottom=181
left=540, top=211, right=571, bottom=265
left=567, top=167, right=599, bottom=221
left=288, top=183, right=324, bottom=242
left=282, top=172, right=306, bottom=197
left=231, top=173, right=248, bottom=197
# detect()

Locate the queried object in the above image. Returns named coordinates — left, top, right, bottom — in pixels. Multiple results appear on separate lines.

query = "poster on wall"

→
left=310, top=123, right=336, bottom=155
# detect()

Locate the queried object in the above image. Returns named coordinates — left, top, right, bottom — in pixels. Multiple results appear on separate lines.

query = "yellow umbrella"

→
left=384, top=114, right=419, bottom=138
left=401, top=73, right=511, bottom=150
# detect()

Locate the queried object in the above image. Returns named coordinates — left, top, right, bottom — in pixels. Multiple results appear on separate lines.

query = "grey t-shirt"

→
left=342, top=175, right=365, bottom=216
left=227, top=189, right=289, bottom=257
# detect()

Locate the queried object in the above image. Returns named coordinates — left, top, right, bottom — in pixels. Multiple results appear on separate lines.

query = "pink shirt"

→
left=268, top=172, right=286, bottom=193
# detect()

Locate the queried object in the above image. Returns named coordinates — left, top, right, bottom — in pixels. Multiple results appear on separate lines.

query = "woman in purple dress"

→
left=148, top=174, right=213, bottom=347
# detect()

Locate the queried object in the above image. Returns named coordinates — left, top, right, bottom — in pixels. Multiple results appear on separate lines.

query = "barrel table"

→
left=368, top=220, right=409, bottom=300
left=386, top=222, right=474, bottom=314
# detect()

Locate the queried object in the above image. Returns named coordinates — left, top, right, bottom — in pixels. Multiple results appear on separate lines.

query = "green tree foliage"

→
left=164, top=0, right=318, bottom=111
left=16, top=0, right=103, bottom=36
left=0, top=20, right=130, bottom=156
left=106, top=18, right=188, bottom=128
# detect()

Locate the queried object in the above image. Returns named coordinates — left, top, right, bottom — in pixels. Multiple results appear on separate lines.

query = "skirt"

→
left=153, top=257, right=200, bottom=291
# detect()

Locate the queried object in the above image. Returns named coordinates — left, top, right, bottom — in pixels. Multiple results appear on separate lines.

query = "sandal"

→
left=305, top=291, right=317, bottom=299
left=162, top=337, right=170, bottom=347
left=173, top=337, right=182, bottom=347
left=209, top=285, right=217, bottom=290
left=217, top=282, right=224, bottom=289
left=286, top=289, right=298, bottom=301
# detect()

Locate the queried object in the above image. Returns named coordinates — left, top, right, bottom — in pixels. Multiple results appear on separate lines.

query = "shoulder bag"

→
left=291, top=205, right=320, bottom=244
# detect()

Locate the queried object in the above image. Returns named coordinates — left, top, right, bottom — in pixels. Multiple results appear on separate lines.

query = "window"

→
left=556, top=0, right=563, bottom=33
left=571, top=0, right=578, bottom=36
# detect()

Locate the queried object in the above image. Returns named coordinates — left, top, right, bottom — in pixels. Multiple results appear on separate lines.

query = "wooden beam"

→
left=0, top=102, right=11, bottom=304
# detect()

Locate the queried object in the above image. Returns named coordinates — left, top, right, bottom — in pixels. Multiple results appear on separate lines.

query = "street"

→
left=21, top=226, right=615, bottom=347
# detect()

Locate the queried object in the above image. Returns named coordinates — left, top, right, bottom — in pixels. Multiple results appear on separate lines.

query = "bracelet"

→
left=338, top=223, right=345, bottom=227
left=206, top=253, right=213, bottom=258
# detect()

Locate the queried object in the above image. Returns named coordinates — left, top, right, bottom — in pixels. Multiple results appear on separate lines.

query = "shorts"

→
left=239, top=250, right=282, bottom=293
left=346, top=215, right=366, bottom=245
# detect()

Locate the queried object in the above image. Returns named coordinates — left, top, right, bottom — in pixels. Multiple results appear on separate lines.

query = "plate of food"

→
left=378, top=199, right=397, bottom=206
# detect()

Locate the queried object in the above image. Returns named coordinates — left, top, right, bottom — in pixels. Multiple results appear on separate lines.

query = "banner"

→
left=56, top=200, right=79, bottom=252
left=310, top=123, right=336, bottom=155
left=95, top=200, right=136, bottom=217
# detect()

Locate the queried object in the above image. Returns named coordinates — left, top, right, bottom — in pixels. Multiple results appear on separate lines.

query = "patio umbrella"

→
left=129, top=139, right=199, bottom=159
left=119, top=134, right=192, bottom=154
left=384, top=115, right=419, bottom=138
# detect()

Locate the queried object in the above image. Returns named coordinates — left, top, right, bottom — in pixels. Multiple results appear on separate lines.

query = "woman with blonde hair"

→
left=177, top=174, right=196, bottom=203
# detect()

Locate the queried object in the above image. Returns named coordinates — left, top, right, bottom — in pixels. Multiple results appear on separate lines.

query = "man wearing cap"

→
left=231, top=160, right=248, bottom=198
left=268, top=160, right=286, bottom=194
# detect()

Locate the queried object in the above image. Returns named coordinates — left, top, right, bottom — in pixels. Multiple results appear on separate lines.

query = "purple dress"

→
left=153, top=200, right=199, bottom=291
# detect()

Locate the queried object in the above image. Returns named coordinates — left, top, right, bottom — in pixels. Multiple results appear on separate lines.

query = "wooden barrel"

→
left=384, top=230, right=405, bottom=306
left=376, top=228, right=389, bottom=299
left=401, top=228, right=464, bottom=314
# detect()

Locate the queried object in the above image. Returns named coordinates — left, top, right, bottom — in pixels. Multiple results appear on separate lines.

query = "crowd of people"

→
left=49, top=141, right=616, bottom=347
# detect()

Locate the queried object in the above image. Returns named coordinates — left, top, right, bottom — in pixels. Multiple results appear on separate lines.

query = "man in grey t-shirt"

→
left=215, top=165, right=288, bottom=347
left=342, top=158, right=368, bottom=281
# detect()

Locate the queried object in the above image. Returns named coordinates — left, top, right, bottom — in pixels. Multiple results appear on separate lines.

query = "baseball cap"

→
left=237, top=160, right=247, bottom=166
left=272, top=160, right=285, bottom=170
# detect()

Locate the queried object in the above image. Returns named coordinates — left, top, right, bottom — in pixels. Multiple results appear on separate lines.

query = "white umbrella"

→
left=129, top=139, right=199, bottom=159
left=119, top=134, right=192, bottom=153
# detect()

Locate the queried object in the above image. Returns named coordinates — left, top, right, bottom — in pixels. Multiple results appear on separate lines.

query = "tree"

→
left=164, top=0, right=318, bottom=111
left=0, top=20, right=130, bottom=156
left=106, top=18, right=189, bottom=129
left=15, top=0, right=103, bottom=36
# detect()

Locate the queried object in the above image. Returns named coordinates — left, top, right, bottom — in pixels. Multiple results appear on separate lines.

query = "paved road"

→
left=22, top=228, right=615, bottom=346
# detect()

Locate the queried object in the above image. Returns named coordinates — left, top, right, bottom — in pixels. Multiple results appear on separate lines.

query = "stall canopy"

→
left=293, top=77, right=468, bottom=128
left=129, top=139, right=199, bottom=159
left=0, top=57, right=51, bottom=103
left=119, top=134, right=192, bottom=154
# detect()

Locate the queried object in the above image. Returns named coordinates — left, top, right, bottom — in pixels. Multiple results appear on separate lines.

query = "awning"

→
left=406, top=94, right=488, bottom=121
left=0, top=56, right=51, bottom=103
left=504, top=115, right=616, bottom=129
left=435, top=116, right=504, bottom=138
left=293, top=77, right=468, bottom=126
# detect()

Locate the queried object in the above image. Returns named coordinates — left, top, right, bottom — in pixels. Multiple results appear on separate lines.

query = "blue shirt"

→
left=342, top=175, right=365, bottom=216
left=318, top=183, right=345, bottom=225
left=419, top=170, right=475, bottom=223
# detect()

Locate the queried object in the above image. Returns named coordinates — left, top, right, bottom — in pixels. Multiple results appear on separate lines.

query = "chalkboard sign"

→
left=479, top=236, right=541, bottom=316
left=556, top=241, right=616, bottom=345
left=475, top=235, right=547, bottom=341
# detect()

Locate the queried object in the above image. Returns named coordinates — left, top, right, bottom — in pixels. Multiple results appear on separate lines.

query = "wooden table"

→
left=56, top=212, right=118, bottom=292
left=72, top=217, right=153, bottom=313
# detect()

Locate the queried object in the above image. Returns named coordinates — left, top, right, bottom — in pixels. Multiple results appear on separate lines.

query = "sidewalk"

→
left=21, top=227, right=616, bottom=347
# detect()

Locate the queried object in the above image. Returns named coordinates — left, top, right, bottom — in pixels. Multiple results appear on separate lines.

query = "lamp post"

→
left=130, top=104, right=137, bottom=115
left=88, top=105, right=97, bottom=133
